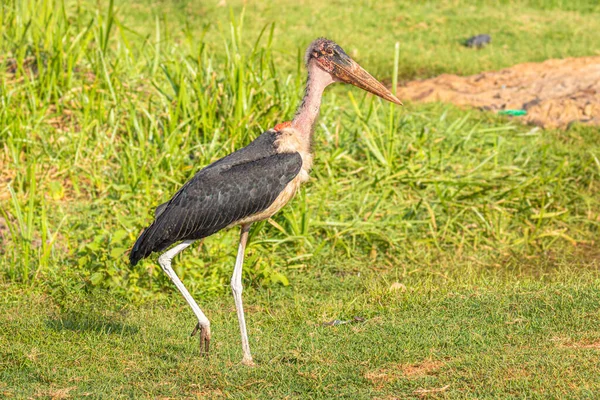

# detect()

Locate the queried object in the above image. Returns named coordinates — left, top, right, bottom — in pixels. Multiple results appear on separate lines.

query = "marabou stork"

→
left=130, top=38, right=402, bottom=366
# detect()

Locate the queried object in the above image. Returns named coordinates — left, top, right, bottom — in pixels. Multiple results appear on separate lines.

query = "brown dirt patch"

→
left=0, top=147, right=16, bottom=201
left=365, top=360, right=444, bottom=388
left=551, top=336, right=600, bottom=349
left=414, top=385, right=451, bottom=397
left=34, top=386, right=76, bottom=399
left=402, top=360, right=443, bottom=377
left=562, top=340, right=600, bottom=349
left=397, top=56, right=600, bottom=129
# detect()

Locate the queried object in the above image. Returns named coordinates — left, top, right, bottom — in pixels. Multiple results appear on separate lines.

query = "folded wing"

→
left=130, top=152, right=302, bottom=265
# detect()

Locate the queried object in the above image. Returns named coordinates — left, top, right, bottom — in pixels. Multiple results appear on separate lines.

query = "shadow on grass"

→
left=45, top=311, right=139, bottom=336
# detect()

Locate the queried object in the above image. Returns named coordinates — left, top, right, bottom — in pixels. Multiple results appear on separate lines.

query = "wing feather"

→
left=130, top=151, right=302, bottom=265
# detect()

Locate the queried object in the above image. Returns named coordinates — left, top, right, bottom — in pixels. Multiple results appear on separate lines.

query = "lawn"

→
left=1, top=0, right=600, bottom=398
left=2, top=263, right=600, bottom=398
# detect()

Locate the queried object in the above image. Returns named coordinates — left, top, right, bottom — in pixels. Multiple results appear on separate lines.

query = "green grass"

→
left=3, top=262, right=600, bottom=398
left=116, top=0, right=600, bottom=79
left=1, top=0, right=600, bottom=397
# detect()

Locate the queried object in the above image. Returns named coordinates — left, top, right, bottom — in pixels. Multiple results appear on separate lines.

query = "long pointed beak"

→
left=332, top=56, right=403, bottom=106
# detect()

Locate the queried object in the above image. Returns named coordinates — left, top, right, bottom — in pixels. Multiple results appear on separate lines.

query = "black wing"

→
left=130, top=150, right=302, bottom=266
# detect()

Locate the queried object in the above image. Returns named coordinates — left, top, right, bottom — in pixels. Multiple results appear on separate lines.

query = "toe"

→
left=190, top=322, right=200, bottom=337
left=241, top=357, right=256, bottom=367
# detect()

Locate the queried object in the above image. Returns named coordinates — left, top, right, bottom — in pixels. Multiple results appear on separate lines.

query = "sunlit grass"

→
left=1, top=0, right=600, bottom=397
left=114, top=0, right=600, bottom=79
left=2, top=0, right=599, bottom=298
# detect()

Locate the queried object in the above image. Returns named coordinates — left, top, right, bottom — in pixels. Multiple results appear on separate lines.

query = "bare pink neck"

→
left=291, top=61, right=334, bottom=139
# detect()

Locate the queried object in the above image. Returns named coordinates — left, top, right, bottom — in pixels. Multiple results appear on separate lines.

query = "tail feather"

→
left=129, top=222, right=171, bottom=266
left=129, top=227, right=150, bottom=266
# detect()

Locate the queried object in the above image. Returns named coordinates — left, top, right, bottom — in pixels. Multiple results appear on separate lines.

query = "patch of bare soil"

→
left=364, top=360, right=444, bottom=388
left=397, top=56, right=600, bottom=129
left=556, top=338, right=600, bottom=349
left=0, top=153, right=15, bottom=201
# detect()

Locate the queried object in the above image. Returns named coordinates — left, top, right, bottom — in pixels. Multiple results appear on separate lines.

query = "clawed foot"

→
left=191, top=322, right=211, bottom=356
left=241, top=356, right=256, bottom=367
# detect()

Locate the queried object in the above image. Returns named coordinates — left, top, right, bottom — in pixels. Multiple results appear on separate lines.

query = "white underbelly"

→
left=236, top=167, right=309, bottom=225
left=234, top=125, right=313, bottom=227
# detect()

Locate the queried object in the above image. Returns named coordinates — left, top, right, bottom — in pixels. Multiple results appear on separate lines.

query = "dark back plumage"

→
left=130, top=130, right=302, bottom=266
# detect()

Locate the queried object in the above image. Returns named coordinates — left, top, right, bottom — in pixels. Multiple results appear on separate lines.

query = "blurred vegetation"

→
left=115, top=0, right=600, bottom=79
left=1, top=0, right=599, bottom=301
left=2, top=0, right=600, bottom=397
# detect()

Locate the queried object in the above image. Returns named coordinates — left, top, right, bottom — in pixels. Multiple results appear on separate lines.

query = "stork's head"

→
left=305, top=38, right=402, bottom=106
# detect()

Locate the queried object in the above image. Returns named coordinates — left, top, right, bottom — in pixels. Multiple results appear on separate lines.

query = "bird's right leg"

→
left=231, top=224, right=254, bottom=366
left=157, top=240, right=211, bottom=355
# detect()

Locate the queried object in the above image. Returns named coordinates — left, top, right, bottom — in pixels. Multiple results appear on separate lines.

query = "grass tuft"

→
left=1, top=0, right=600, bottom=397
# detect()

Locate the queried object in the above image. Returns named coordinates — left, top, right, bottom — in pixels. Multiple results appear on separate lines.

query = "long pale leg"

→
left=158, top=240, right=211, bottom=355
left=231, top=224, right=254, bottom=366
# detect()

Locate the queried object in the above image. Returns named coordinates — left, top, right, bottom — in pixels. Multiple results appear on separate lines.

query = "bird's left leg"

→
left=231, top=223, right=254, bottom=366
left=157, top=240, right=211, bottom=356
